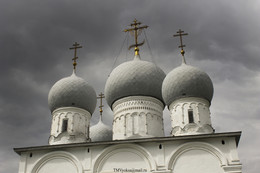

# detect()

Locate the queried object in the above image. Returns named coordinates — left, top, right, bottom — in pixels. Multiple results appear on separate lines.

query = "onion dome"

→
left=162, top=64, right=214, bottom=106
left=105, top=55, right=166, bottom=107
left=90, top=119, right=112, bottom=142
left=48, top=72, right=97, bottom=114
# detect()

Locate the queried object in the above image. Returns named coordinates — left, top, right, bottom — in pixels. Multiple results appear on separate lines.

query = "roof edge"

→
left=14, top=131, right=241, bottom=155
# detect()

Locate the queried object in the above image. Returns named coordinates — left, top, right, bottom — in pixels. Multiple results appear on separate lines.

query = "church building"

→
left=14, top=19, right=243, bottom=173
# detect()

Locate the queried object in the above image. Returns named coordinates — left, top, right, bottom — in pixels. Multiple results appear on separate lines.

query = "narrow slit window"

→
left=188, top=110, right=194, bottom=123
left=62, top=119, right=68, bottom=132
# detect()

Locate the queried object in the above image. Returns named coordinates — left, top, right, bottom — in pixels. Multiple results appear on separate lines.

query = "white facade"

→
left=15, top=132, right=242, bottom=173
left=49, top=107, right=91, bottom=145
left=14, top=24, right=243, bottom=172
left=14, top=60, right=244, bottom=173
left=169, top=97, right=214, bottom=136
left=112, top=96, right=164, bottom=140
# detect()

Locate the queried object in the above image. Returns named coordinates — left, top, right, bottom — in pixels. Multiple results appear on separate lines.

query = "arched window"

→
left=62, top=119, right=68, bottom=132
left=188, top=110, right=194, bottom=123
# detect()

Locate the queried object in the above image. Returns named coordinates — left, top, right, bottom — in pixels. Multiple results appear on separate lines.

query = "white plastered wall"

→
left=49, top=107, right=91, bottom=145
left=169, top=97, right=214, bottom=136
left=18, top=136, right=242, bottom=173
left=112, top=96, right=165, bottom=140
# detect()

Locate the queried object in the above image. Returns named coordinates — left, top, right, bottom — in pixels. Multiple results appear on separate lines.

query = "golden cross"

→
left=69, top=42, right=82, bottom=70
left=173, top=29, right=188, bottom=56
left=97, top=92, right=105, bottom=118
left=124, top=19, right=148, bottom=56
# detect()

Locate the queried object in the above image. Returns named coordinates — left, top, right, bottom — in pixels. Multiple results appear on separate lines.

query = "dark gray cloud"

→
left=0, top=0, right=259, bottom=172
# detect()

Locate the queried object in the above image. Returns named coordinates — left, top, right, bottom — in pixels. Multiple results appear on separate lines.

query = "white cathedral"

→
left=14, top=20, right=242, bottom=173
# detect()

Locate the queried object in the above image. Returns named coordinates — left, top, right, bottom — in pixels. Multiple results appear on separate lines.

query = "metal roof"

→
left=48, top=72, right=97, bottom=114
left=162, top=64, right=214, bottom=106
left=105, top=56, right=166, bottom=108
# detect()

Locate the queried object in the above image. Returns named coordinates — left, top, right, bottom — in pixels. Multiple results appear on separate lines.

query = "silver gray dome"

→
left=48, top=72, right=97, bottom=113
left=90, top=119, right=112, bottom=142
left=105, top=56, right=166, bottom=107
left=162, top=64, right=214, bottom=106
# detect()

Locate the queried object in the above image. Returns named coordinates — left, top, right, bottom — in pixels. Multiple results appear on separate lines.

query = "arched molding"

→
left=31, top=151, right=83, bottom=173
left=146, top=112, right=152, bottom=117
left=167, top=142, right=227, bottom=170
left=93, top=144, right=156, bottom=173
left=140, top=112, right=145, bottom=117
left=173, top=103, right=181, bottom=112
left=132, top=112, right=138, bottom=117
left=198, top=102, right=206, bottom=107
left=183, top=123, right=199, bottom=131
left=182, top=103, right=189, bottom=110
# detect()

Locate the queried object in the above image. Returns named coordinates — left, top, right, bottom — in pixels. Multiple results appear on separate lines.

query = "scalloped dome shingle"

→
left=90, top=120, right=112, bottom=142
left=105, top=56, right=166, bottom=107
left=48, top=72, right=97, bottom=113
left=162, top=64, right=214, bottom=106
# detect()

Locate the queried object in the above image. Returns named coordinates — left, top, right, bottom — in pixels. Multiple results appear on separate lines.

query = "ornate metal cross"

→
left=69, top=42, right=82, bottom=70
left=173, top=29, right=188, bottom=56
left=97, top=92, right=105, bottom=117
left=124, top=19, right=148, bottom=55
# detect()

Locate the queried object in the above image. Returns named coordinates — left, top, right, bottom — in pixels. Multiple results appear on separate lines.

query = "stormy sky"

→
left=0, top=0, right=259, bottom=172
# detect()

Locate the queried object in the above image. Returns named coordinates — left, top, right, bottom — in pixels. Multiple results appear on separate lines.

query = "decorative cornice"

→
left=53, top=107, right=91, bottom=116
left=113, top=112, right=163, bottom=122
left=113, top=96, right=164, bottom=116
